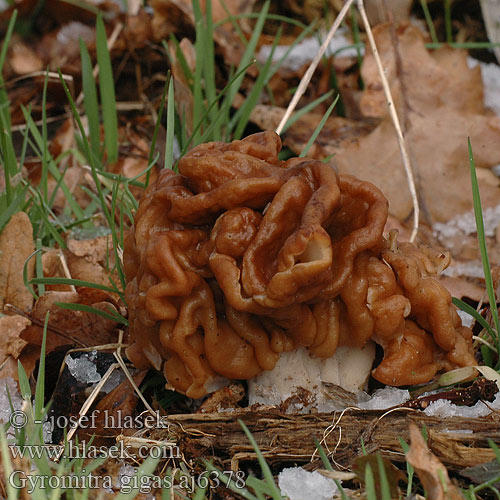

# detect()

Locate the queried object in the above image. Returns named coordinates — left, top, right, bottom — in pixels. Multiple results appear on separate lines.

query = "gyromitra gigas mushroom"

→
left=124, top=131, right=476, bottom=398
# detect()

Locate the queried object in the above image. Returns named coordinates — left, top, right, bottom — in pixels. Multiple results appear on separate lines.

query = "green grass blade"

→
left=0, top=185, right=29, bottom=233
left=281, top=89, right=334, bottom=133
left=178, top=61, right=254, bottom=158
left=164, top=77, right=176, bottom=169
left=34, top=312, right=49, bottom=424
left=0, top=426, right=17, bottom=500
left=165, top=36, right=194, bottom=85
left=0, top=10, right=17, bottom=131
left=113, top=455, right=161, bottom=500
left=96, top=13, right=118, bottom=164
left=20, top=106, right=85, bottom=221
left=444, top=0, right=453, bottom=43
left=426, top=42, right=500, bottom=50
left=489, top=439, right=500, bottom=463
left=58, top=69, right=127, bottom=292
left=364, top=463, right=376, bottom=500
left=55, top=302, right=128, bottom=325
left=232, top=27, right=283, bottom=140
left=314, top=438, right=334, bottom=472
left=17, top=360, right=31, bottom=400
left=0, top=110, right=18, bottom=205
left=192, top=0, right=205, bottom=146
left=399, top=437, right=415, bottom=498
left=202, top=0, right=219, bottom=140
left=452, top=297, right=498, bottom=345
left=300, top=94, right=339, bottom=157
left=468, top=139, right=500, bottom=360
left=265, top=21, right=317, bottom=85
left=215, top=11, right=308, bottom=31
left=80, top=38, right=101, bottom=161
left=350, top=5, right=364, bottom=88
left=377, top=454, right=391, bottom=500
left=30, top=277, right=122, bottom=295
left=225, top=0, right=270, bottom=115
left=192, top=486, right=207, bottom=500
left=419, top=0, right=439, bottom=44
left=238, top=419, right=282, bottom=499
left=148, top=77, right=168, bottom=174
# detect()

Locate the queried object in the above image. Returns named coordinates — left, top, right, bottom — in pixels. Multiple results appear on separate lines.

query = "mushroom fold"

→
left=124, top=131, right=475, bottom=398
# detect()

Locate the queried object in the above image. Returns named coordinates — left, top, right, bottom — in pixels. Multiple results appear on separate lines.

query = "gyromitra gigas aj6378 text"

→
left=123, top=131, right=476, bottom=399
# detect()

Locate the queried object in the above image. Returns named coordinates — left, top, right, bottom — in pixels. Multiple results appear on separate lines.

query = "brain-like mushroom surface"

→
left=124, top=131, right=475, bottom=398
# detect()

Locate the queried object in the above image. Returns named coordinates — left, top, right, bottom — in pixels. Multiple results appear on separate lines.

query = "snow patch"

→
left=65, top=351, right=101, bottom=384
left=258, top=28, right=361, bottom=72
left=0, top=377, right=23, bottom=426
left=357, top=386, right=410, bottom=410
left=424, top=391, right=500, bottom=418
left=434, top=204, right=500, bottom=240
left=278, top=467, right=339, bottom=500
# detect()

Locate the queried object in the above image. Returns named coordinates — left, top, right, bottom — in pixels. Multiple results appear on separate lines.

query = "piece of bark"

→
left=148, top=408, right=500, bottom=470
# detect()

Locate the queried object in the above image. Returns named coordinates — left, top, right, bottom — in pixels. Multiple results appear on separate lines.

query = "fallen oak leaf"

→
left=0, top=315, right=30, bottom=381
left=406, top=423, right=465, bottom=500
left=333, top=24, right=500, bottom=224
left=0, top=315, right=30, bottom=360
left=66, top=235, right=116, bottom=267
left=20, top=290, right=120, bottom=352
left=78, top=370, right=147, bottom=444
left=0, top=212, right=35, bottom=314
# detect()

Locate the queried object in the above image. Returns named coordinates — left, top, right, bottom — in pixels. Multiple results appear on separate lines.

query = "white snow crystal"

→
left=278, top=467, right=339, bottom=500
left=424, top=390, right=500, bottom=418
left=0, top=377, right=23, bottom=424
left=98, top=369, right=125, bottom=394
left=468, top=58, right=500, bottom=116
left=434, top=204, right=500, bottom=240
left=115, top=463, right=137, bottom=489
left=258, top=28, right=362, bottom=72
left=357, top=387, right=410, bottom=410
left=457, top=309, right=474, bottom=328
left=441, top=261, right=485, bottom=279
left=65, top=353, right=101, bottom=384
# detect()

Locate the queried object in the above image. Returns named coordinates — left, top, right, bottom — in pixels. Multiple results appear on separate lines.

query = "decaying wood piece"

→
left=149, top=408, right=500, bottom=470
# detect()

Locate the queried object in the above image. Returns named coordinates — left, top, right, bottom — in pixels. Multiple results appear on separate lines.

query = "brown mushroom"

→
left=124, top=131, right=475, bottom=398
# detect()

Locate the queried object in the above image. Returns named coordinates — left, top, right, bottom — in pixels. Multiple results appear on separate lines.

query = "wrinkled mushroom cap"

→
left=124, top=131, right=475, bottom=398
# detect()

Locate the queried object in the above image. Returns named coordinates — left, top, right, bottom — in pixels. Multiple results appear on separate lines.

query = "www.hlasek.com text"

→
left=9, top=440, right=180, bottom=460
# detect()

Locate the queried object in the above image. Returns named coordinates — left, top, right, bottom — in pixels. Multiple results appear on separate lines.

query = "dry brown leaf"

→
left=169, top=38, right=196, bottom=138
left=0, top=357, right=20, bottom=380
left=437, top=275, right=485, bottom=302
left=65, top=251, right=120, bottom=301
left=0, top=212, right=35, bottom=314
left=0, top=315, right=30, bottom=360
left=79, top=370, right=147, bottom=443
left=258, top=24, right=500, bottom=225
left=41, top=250, right=73, bottom=292
left=364, top=0, right=413, bottom=26
left=20, top=290, right=119, bottom=351
left=66, top=235, right=115, bottom=266
left=0, top=315, right=30, bottom=381
left=246, top=102, right=377, bottom=154
left=406, top=423, right=464, bottom=500
left=10, top=40, right=43, bottom=75
left=38, top=21, right=95, bottom=72
left=152, top=0, right=251, bottom=72
left=332, top=24, right=500, bottom=224
left=199, top=0, right=255, bottom=25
